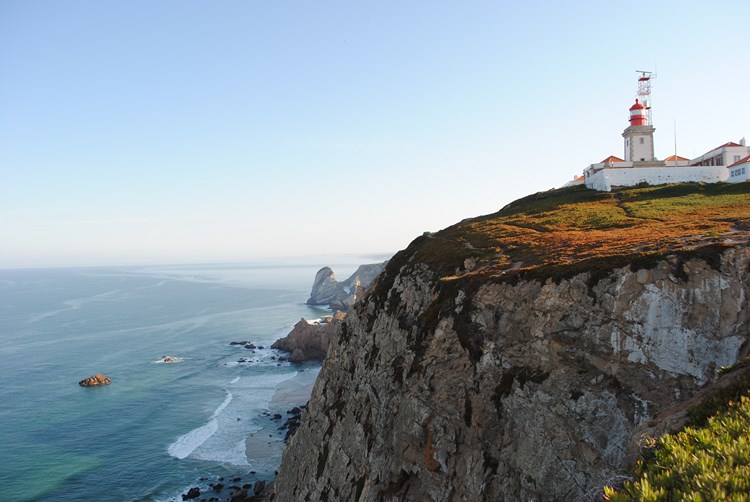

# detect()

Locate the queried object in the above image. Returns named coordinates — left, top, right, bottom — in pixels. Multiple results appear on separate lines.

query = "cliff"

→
left=271, top=312, right=346, bottom=363
left=267, top=183, right=750, bottom=501
left=307, top=263, right=387, bottom=310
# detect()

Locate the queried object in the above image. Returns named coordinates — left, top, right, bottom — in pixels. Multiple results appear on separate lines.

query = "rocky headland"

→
left=263, top=183, right=750, bottom=501
left=306, top=263, right=386, bottom=310
left=271, top=312, right=345, bottom=363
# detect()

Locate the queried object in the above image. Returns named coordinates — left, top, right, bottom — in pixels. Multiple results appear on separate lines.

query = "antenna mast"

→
left=636, top=70, right=656, bottom=125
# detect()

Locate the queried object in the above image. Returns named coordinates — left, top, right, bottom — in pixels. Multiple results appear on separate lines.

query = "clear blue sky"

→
left=1, top=1, right=748, bottom=268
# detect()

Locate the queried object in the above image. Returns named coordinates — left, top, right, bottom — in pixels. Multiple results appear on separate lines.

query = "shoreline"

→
left=176, top=365, right=320, bottom=501
left=244, top=366, right=319, bottom=469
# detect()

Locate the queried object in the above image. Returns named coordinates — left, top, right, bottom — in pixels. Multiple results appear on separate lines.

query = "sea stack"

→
left=79, top=373, right=111, bottom=387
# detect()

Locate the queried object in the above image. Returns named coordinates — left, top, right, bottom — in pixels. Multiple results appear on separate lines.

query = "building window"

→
left=639, top=138, right=645, bottom=144
left=735, top=155, right=742, bottom=163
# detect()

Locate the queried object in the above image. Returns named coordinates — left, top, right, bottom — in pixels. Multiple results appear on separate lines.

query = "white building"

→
left=728, top=156, right=750, bottom=183
left=691, top=142, right=750, bottom=168
left=576, top=76, right=749, bottom=191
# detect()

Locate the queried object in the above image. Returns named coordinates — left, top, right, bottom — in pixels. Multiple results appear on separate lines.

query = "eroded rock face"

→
left=307, top=267, right=346, bottom=306
left=268, top=247, right=750, bottom=501
left=271, top=311, right=346, bottom=362
left=306, top=262, right=387, bottom=309
left=79, top=373, right=111, bottom=387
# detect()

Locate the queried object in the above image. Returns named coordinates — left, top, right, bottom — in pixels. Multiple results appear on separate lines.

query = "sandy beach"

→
left=271, top=366, right=321, bottom=407
left=244, top=366, right=320, bottom=468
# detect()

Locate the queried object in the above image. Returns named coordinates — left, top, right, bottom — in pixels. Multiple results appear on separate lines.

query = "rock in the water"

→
left=271, top=311, right=345, bottom=363
left=78, top=373, right=111, bottom=387
left=182, top=487, right=200, bottom=500
left=253, top=480, right=266, bottom=495
left=289, top=348, right=305, bottom=363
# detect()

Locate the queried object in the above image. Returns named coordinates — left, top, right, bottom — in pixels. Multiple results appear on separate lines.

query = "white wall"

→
left=585, top=166, right=728, bottom=191
left=728, top=164, right=749, bottom=183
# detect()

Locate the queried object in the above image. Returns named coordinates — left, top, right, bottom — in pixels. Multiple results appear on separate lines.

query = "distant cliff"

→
left=266, top=183, right=750, bottom=501
left=307, top=262, right=387, bottom=310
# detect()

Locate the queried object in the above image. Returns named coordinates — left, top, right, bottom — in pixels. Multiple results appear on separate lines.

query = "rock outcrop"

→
left=266, top=182, right=750, bottom=501
left=269, top=247, right=750, bottom=501
left=272, top=312, right=345, bottom=363
left=306, top=262, right=387, bottom=310
left=79, top=373, right=111, bottom=387
left=306, top=267, right=346, bottom=306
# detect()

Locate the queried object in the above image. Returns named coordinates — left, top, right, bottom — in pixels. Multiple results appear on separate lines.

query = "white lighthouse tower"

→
left=622, top=72, right=656, bottom=162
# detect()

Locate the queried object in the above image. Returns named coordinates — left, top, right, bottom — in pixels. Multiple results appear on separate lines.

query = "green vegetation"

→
left=604, top=372, right=750, bottom=501
left=406, top=182, right=750, bottom=282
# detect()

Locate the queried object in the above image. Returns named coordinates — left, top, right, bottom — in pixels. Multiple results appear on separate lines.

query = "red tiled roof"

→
left=574, top=175, right=584, bottom=181
left=664, top=154, right=689, bottom=161
left=706, top=141, right=743, bottom=154
left=601, top=155, right=625, bottom=163
left=728, top=155, right=750, bottom=168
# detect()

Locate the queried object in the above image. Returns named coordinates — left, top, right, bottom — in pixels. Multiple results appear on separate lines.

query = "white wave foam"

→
left=189, top=437, right=250, bottom=466
left=167, top=372, right=300, bottom=467
left=167, top=418, right=218, bottom=460
left=213, top=391, right=233, bottom=416
left=153, top=356, right=183, bottom=364
left=167, top=391, right=233, bottom=460
left=27, top=289, right=127, bottom=323
left=135, top=279, right=169, bottom=290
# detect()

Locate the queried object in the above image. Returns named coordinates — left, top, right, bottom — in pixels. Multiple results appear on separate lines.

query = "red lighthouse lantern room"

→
left=629, top=99, right=647, bottom=126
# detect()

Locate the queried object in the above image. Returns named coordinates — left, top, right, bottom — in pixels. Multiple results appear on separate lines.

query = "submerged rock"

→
left=78, top=373, right=111, bottom=387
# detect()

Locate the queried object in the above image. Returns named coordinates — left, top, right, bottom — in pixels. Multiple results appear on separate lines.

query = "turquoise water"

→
left=0, top=262, right=360, bottom=501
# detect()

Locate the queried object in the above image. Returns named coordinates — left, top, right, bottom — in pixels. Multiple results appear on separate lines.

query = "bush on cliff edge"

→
left=604, top=376, right=750, bottom=501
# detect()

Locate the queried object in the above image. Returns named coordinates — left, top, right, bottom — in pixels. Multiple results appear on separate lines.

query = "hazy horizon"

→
left=2, top=1, right=748, bottom=268
left=0, top=251, right=395, bottom=271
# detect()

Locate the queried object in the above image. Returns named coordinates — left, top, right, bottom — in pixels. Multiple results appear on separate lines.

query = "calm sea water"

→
left=0, top=260, right=369, bottom=501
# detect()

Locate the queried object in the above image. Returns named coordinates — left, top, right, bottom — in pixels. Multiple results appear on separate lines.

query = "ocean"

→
left=0, top=259, right=372, bottom=501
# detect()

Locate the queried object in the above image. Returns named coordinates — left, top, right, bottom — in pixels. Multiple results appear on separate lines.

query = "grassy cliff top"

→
left=410, top=182, right=750, bottom=282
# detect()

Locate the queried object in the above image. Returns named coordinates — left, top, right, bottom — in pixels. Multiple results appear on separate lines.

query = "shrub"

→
left=604, top=378, right=750, bottom=501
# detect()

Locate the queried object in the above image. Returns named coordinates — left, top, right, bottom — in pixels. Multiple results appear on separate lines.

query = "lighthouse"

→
left=622, top=98, right=656, bottom=162
left=628, top=99, right=648, bottom=126
left=577, top=71, right=748, bottom=191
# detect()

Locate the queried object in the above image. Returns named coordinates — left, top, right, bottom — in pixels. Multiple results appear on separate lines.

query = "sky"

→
left=1, top=0, right=748, bottom=268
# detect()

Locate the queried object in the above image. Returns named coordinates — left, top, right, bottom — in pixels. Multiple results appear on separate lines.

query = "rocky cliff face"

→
left=267, top=184, right=750, bottom=501
left=269, top=245, right=750, bottom=501
left=307, top=263, right=387, bottom=310
left=271, top=312, right=346, bottom=363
